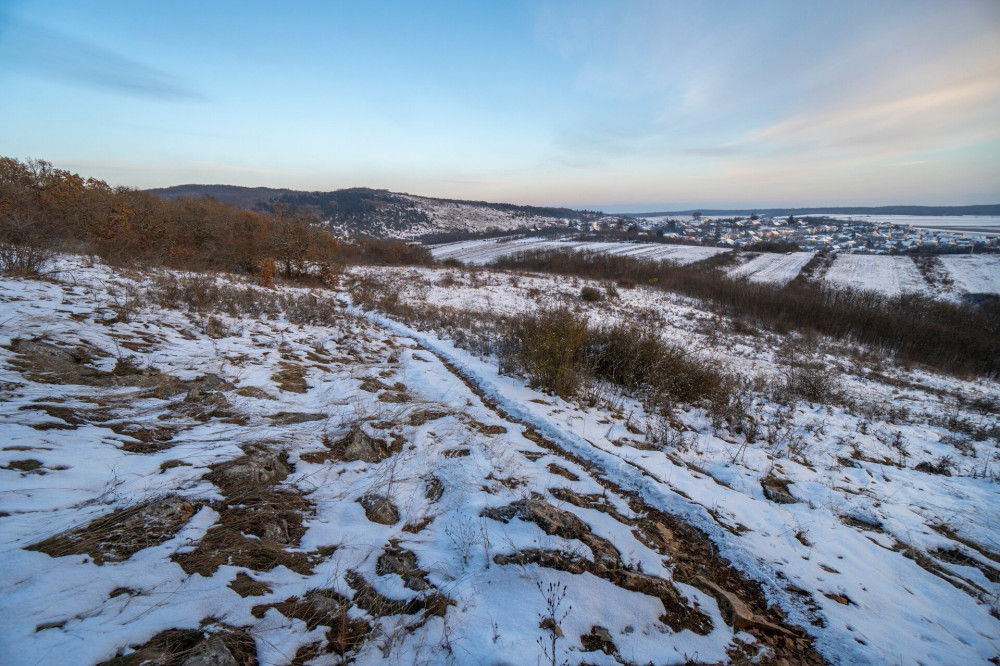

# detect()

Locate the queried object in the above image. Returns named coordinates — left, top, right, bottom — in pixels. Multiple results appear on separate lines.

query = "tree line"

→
left=0, top=157, right=431, bottom=280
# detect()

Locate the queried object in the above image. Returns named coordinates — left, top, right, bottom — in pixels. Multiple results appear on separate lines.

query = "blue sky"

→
left=1, top=0, right=998, bottom=211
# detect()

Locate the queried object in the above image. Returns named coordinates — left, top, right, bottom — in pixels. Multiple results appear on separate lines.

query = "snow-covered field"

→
left=2, top=257, right=999, bottom=665
left=823, top=254, right=929, bottom=296
left=433, top=238, right=1000, bottom=298
left=726, top=252, right=815, bottom=285
left=939, top=255, right=1000, bottom=294
left=430, top=237, right=730, bottom=266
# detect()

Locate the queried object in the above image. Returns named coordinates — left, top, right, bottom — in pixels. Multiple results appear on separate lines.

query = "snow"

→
left=823, top=254, right=929, bottom=296
left=2, top=256, right=999, bottom=665
left=835, top=215, right=1000, bottom=236
left=430, top=237, right=730, bottom=266
left=938, top=255, right=1000, bottom=295
left=727, top=252, right=815, bottom=285
left=355, top=264, right=1000, bottom=664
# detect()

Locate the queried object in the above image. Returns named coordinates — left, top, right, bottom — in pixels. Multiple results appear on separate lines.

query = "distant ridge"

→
left=147, top=184, right=606, bottom=239
left=625, top=204, right=1000, bottom=217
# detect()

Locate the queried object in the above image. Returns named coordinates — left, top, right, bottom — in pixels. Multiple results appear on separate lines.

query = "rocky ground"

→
left=1, top=257, right=998, bottom=665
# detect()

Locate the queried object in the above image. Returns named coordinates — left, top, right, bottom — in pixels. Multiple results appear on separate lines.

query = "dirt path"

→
left=370, top=316, right=827, bottom=665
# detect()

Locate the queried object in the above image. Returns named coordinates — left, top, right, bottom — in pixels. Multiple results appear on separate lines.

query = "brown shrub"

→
left=0, top=157, right=433, bottom=279
left=498, top=306, right=727, bottom=410
left=500, top=307, right=590, bottom=398
left=492, top=248, right=1000, bottom=378
left=259, top=257, right=276, bottom=288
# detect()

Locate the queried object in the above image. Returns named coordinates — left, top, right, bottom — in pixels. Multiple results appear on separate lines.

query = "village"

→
left=573, top=214, right=1000, bottom=254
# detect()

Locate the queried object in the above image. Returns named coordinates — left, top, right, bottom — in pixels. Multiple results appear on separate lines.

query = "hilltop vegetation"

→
left=0, top=157, right=430, bottom=280
left=150, top=183, right=604, bottom=239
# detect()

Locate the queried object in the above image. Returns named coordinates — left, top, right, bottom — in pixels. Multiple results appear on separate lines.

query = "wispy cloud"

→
left=747, top=69, right=1000, bottom=156
left=0, top=14, right=204, bottom=100
left=535, top=0, right=1000, bottom=179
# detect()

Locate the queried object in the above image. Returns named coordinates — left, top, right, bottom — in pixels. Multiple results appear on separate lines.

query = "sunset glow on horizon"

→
left=1, top=0, right=998, bottom=211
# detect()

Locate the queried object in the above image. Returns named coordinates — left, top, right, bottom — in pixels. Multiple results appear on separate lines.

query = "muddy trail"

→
left=401, top=338, right=826, bottom=666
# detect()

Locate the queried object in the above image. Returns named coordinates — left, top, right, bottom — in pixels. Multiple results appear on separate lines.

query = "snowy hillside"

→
left=148, top=185, right=604, bottom=240
left=2, top=257, right=998, bottom=665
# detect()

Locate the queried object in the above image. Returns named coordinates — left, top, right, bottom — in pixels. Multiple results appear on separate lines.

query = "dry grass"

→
left=96, top=624, right=256, bottom=666
left=27, top=496, right=198, bottom=564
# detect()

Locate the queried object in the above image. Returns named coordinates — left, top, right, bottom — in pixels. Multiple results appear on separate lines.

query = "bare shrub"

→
left=0, top=215, right=55, bottom=276
left=107, top=282, right=143, bottom=323
left=710, top=381, right=761, bottom=442
left=784, top=365, right=841, bottom=404
left=259, top=257, right=276, bottom=288
left=492, top=248, right=1000, bottom=378
left=149, top=274, right=345, bottom=326
left=498, top=305, right=728, bottom=411
left=580, top=285, right=602, bottom=302
left=500, top=307, right=590, bottom=398
left=584, top=319, right=724, bottom=411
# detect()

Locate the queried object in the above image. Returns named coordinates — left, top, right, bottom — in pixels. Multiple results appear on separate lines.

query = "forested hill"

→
left=148, top=184, right=603, bottom=239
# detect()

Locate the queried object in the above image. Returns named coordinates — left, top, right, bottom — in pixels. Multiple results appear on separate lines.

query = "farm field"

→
left=726, top=251, right=816, bottom=285
left=939, top=255, right=1000, bottom=294
left=823, top=254, right=929, bottom=296
left=433, top=238, right=1000, bottom=299
left=429, top=238, right=729, bottom=266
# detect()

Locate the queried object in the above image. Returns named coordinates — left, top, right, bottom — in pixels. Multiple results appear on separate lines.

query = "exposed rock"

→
left=377, top=542, right=432, bottom=591
left=360, top=494, right=399, bottom=525
left=424, top=476, right=444, bottom=502
left=210, top=445, right=291, bottom=492
left=761, top=475, right=797, bottom=504
left=268, top=411, right=327, bottom=425
left=180, top=636, right=237, bottom=666
left=482, top=499, right=620, bottom=565
left=321, top=426, right=400, bottom=463
left=580, top=626, right=616, bottom=655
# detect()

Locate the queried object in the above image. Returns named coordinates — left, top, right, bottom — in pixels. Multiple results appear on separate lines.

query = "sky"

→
left=1, top=0, right=998, bottom=212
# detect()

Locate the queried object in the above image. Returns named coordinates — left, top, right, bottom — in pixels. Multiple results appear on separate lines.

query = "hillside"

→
left=148, top=185, right=605, bottom=239
left=2, top=255, right=998, bottom=664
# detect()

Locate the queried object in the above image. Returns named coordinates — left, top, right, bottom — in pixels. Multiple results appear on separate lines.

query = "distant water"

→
left=838, top=215, right=1000, bottom=236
